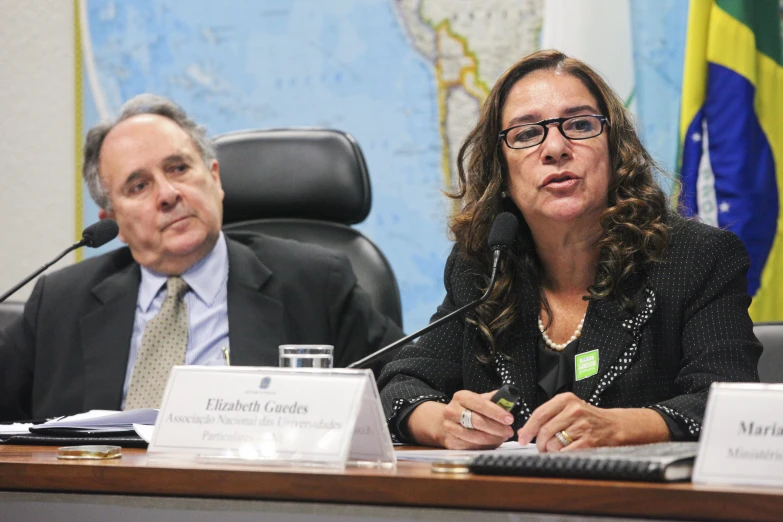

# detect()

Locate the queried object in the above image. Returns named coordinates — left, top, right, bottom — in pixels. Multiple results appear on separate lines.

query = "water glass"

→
left=279, top=345, right=334, bottom=368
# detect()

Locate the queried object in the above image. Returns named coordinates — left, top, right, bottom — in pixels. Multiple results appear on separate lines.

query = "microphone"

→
left=348, top=212, right=519, bottom=369
left=0, top=219, right=119, bottom=303
left=81, top=219, right=120, bottom=248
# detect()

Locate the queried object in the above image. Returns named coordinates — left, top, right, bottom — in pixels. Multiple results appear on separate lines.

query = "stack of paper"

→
left=395, top=441, right=539, bottom=462
left=0, top=423, right=37, bottom=437
left=32, top=409, right=158, bottom=434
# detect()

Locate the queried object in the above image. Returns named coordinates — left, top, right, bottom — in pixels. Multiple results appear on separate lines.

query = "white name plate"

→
left=693, top=382, right=783, bottom=487
left=147, top=366, right=396, bottom=469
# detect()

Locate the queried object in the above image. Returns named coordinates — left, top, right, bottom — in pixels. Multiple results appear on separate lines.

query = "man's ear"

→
left=210, top=159, right=224, bottom=200
left=98, top=209, right=125, bottom=243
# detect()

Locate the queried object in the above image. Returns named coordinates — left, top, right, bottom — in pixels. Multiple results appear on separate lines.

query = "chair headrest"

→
left=214, top=128, right=372, bottom=225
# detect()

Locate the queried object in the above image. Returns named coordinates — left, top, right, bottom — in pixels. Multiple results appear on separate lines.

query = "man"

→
left=0, top=94, right=402, bottom=421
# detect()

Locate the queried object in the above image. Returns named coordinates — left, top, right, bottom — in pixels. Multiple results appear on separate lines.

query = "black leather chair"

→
left=0, top=301, right=24, bottom=332
left=214, top=128, right=403, bottom=329
left=754, top=322, right=783, bottom=383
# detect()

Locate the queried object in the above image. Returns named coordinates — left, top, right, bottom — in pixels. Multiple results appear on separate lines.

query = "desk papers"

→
left=395, top=441, right=538, bottom=462
left=32, top=409, right=158, bottom=434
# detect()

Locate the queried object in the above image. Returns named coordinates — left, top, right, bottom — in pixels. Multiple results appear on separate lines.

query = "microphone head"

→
left=81, top=219, right=120, bottom=248
left=488, top=212, right=518, bottom=251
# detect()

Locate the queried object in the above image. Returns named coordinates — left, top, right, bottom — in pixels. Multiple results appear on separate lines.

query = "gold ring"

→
left=555, top=430, right=574, bottom=446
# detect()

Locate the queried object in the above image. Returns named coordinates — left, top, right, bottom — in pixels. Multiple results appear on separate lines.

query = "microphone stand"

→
left=347, top=249, right=504, bottom=369
left=0, top=241, right=86, bottom=304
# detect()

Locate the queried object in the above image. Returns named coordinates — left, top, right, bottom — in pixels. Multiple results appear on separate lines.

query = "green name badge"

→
left=575, top=350, right=599, bottom=381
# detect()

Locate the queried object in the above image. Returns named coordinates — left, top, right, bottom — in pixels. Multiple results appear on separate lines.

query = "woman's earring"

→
left=501, top=190, right=508, bottom=199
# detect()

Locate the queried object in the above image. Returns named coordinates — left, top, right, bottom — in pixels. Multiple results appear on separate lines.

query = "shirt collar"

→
left=137, top=232, right=229, bottom=312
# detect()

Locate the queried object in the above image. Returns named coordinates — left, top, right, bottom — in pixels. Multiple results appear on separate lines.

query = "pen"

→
left=222, top=346, right=231, bottom=366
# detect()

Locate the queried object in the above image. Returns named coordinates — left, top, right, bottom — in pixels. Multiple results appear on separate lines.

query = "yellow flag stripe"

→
left=679, top=0, right=712, bottom=147
left=707, top=4, right=757, bottom=85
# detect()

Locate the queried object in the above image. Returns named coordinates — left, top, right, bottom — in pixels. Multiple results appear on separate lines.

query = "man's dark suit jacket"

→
left=379, top=217, right=762, bottom=442
left=0, top=232, right=402, bottom=421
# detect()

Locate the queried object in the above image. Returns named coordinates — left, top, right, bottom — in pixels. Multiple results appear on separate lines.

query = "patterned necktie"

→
left=124, top=276, right=189, bottom=410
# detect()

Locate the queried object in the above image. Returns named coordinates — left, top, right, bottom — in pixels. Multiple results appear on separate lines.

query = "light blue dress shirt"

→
left=121, top=232, right=230, bottom=408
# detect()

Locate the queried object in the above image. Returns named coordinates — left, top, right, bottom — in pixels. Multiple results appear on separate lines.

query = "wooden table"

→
left=1, top=445, right=782, bottom=521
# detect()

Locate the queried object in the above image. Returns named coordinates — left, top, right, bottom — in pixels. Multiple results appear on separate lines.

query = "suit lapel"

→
left=493, top=268, right=656, bottom=420
left=80, top=261, right=140, bottom=411
left=572, top=273, right=656, bottom=405
left=493, top=276, right=540, bottom=423
left=225, top=238, right=284, bottom=367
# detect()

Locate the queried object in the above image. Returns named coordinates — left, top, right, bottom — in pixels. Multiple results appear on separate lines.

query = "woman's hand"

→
left=407, top=390, right=515, bottom=450
left=516, top=392, right=670, bottom=452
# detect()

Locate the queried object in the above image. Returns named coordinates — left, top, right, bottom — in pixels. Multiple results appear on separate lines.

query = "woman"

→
left=378, top=50, right=761, bottom=452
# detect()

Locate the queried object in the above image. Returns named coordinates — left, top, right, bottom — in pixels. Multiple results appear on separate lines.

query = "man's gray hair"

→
left=82, top=94, right=216, bottom=211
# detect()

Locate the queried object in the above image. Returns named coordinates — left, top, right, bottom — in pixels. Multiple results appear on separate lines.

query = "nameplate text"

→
left=693, top=382, right=783, bottom=487
left=147, top=366, right=395, bottom=469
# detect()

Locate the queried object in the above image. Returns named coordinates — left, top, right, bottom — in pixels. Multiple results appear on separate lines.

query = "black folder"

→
left=1, top=432, right=148, bottom=448
left=470, top=442, right=699, bottom=482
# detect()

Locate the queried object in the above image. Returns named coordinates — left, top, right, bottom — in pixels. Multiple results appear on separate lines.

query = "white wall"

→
left=0, top=0, right=75, bottom=301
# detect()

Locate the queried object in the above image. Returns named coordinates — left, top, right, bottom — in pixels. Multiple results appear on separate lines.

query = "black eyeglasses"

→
left=499, top=115, right=609, bottom=149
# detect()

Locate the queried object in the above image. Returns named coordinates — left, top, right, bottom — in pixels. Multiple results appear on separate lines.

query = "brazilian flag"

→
left=679, top=0, right=783, bottom=321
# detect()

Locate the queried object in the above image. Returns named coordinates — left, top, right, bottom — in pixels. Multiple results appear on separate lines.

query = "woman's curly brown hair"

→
left=450, top=50, right=672, bottom=363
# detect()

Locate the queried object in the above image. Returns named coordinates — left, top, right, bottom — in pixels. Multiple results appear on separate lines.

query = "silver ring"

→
left=555, top=430, right=573, bottom=447
left=460, top=409, right=474, bottom=430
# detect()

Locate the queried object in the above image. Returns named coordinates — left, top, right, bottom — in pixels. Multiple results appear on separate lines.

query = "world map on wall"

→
left=81, top=0, right=689, bottom=331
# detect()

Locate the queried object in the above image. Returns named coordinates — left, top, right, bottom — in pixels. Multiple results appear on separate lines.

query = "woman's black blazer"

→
left=378, top=218, right=762, bottom=441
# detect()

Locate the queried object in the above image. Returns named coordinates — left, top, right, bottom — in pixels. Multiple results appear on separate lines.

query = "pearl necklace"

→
left=537, top=314, right=585, bottom=352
